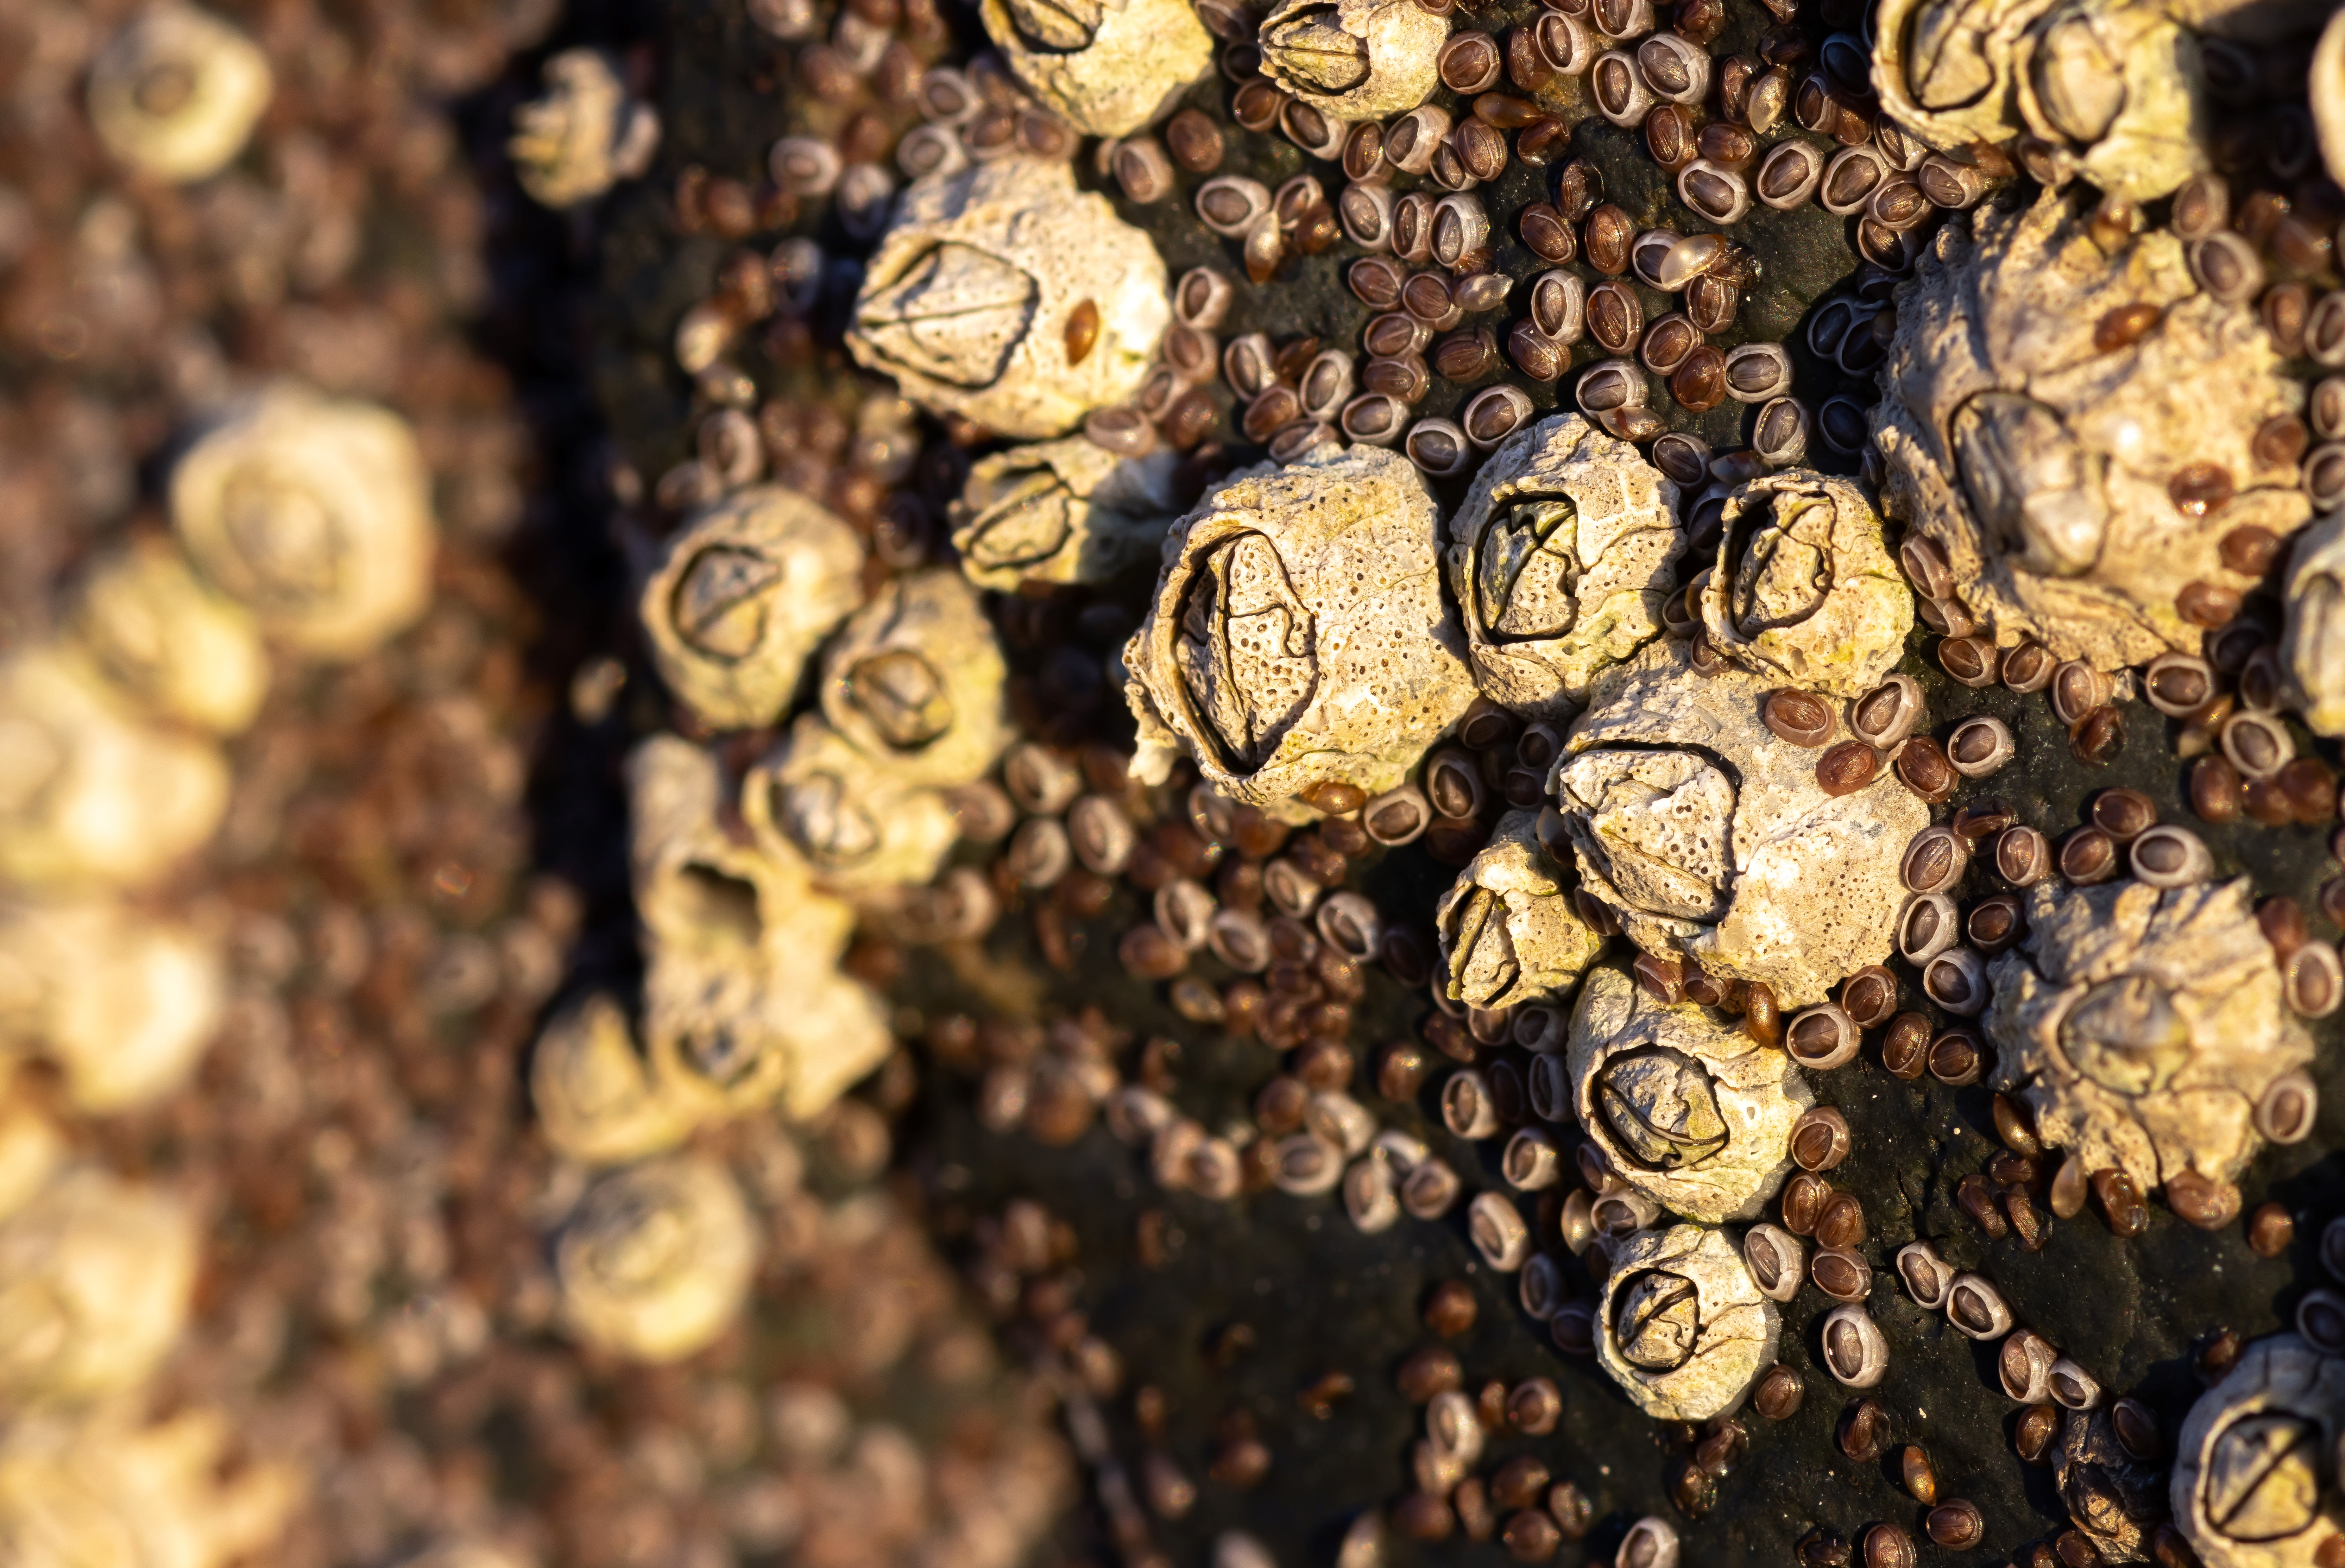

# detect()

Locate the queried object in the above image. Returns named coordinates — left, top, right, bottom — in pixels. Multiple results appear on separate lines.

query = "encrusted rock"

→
left=2280, top=512, right=2345, bottom=737
left=2171, top=1334, right=2345, bottom=1568
left=1699, top=470, right=1912, bottom=698
left=818, top=568, right=1010, bottom=789
left=0, top=1165, right=196, bottom=1405
left=979, top=0, right=1212, bottom=137
left=65, top=538, right=266, bottom=734
left=554, top=1155, right=758, bottom=1363
left=85, top=2, right=273, bottom=183
left=1257, top=0, right=1449, bottom=121
left=1595, top=1222, right=1780, bottom=1421
left=507, top=47, right=661, bottom=209
left=0, top=900, right=226, bottom=1112
left=1435, top=808, right=1608, bottom=1012
left=952, top=436, right=1182, bottom=591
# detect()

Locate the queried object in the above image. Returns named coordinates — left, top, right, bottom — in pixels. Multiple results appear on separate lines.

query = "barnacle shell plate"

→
left=1257, top=0, right=1449, bottom=121
left=2170, top=1334, right=2345, bottom=1568
left=2280, top=512, right=2345, bottom=738
left=1435, top=808, right=1608, bottom=1012
left=952, top=437, right=1182, bottom=592
left=818, top=568, right=1010, bottom=790
left=67, top=538, right=266, bottom=735
left=1871, top=0, right=2054, bottom=152
left=979, top=0, right=1213, bottom=137
left=0, top=1166, right=197, bottom=1405
left=530, top=993, right=701, bottom=1166
left=85, top=2, right=274, bottom=184
left=746, top=716, right=962, bottom=893
left=554, top=1155, right=758, bottom=1363
left=1700, top=470, right=1913, bottom=698
left=508, top=47, right=661, bottom=209
left=1596, top=1221, right=1780, bottom=1421
left=2011, top=0, right=2206, bottom=206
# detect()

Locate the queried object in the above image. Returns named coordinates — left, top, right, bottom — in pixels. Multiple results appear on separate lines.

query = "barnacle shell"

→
left=0, top=1408, right=302, bottom=1568
left=952, top=437, right=1182, bottom=591
left=2171, top=1334, right=2345, bottom=1568
left=508, top=48, right=661, bottom=209
left=398, top=1542, right=537, bottom=1568
left=1257, top=0, right=1448, bottom=121
left=639, top=484, right=866, bottom=732
left=85, top=3, right=273, bottom=184
left=1122, top=443, right=1474, bottom=818
left=0, top=900, right=226, bottom=1112
left=1699, top=470, right=1913, bottom=699
left=745, top=716, right=962, bottom=892
left=818, top=568, right=1010, bottom=790
left=1568, top=965, right=1813, bottom=1223
left=1434, top=808, right=1608, bottom=1012
left=1871, top=0, right=2055, bottom=152
left=0, top=1165, right=196, bottom=1404
left=1873, top=189, right=2306, bottom=669
left=66, top=538, right=267, bottom=734
left=848, top=157, right=1167, bottom=440
left=2280, top=512, right=2345, bottom=738
left=2011, top=0, right=2205, bottom=204
left=1983, top=877, right=2314, bottom=1190
left=979, top=0, right=1212, bottom=137
left=169, top=385, right=436, bottom=659
left=554, top=1155, right=758, bottom=1363
left=2059, top=1403, right=2169, bottom=1563
left=1443, top=413, right=1684, bottom=725
left=2319, top=8, right=2345, bottom=189
left=1554, top=640, right=1927, bottom=1007
left=530, top=993, right=700, bottom=1166
left=1595, top=1221, right=1780, bottom=1421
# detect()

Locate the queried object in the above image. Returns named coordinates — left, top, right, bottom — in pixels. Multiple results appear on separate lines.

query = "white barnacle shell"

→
left=507, top=47, right=662, bottom=209
left=169, top=384, right=436, bottom=659
left=2010, top=0, right=2206, bottom=204
left=744, top=715, right=962, bottom=892
left=1553, top=640, right=1927, bottom=1006
left=979, top=0, right=1212, bottom=137
left=65, top=537, right=266, bottom=734
left=1442, top=413, right=1684, bottom=726
left=554, top=1155, right=758, bottom=1363
left=818, top=568, right=1010, bottom=790
left=0, top=1165, right=196, bottom=1404
left=85, top=3, right=273, bottom=184
left=2280, top=512, right=2345, bottom=738
left=1567, top=965, right=1814, bottom=1223
left=1595, top=1221, right=1779, bottom=1421
left=848, top=157, right=1168, bottom=440
left=2171, top=1334, right=2345, bottom=1568
left=1122, top=443, right=1474, bottom=819
left=529, top=992, right=701, bottom=1166
left=1983, top=877, right=2314, bottom=1192
left=1257, top=0, right=1449, bottom=121
left=1872, top=189, right=2307, bottom=671
left=951, top=436, right=1183, bottom=591
left=0, top=900, right=226, bottom=1112
left=638, top=484, right=866, bottom=732
left=0, top=647, right=229, bottom=891
left=1699, top=470, right=1914, bottom=699
left=0, top=1407, right=302, bottom=1568
left=1434, top=807, right=1607, bottom=1011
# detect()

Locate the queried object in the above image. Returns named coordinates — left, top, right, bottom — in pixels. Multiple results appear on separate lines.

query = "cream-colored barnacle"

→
left=530, top=993, right=701, bottom=1166
left=86, top=3, right=273, bottom=184
left=1567, top=965, right=1813, bottom=1223
left=952, top=437, right=1183, bottom=592
left=1871, top=0, right=2053, bottom=153
left=1595, top=1222, right=1779, bottom=1421
left=1984, top=877, right=2313, bottom=1194
left=2171, top=1334, right=2345, bottom=1568
left=818, top=568, right=1009, bottom=790
left=508, top=48, right=661, bottom=209
left=0, top=1165, right=196, bottom=1404
left=1122, top=443, right=1474, bottom=819
left=1699, top=470, right=1912, bottom=699
left=554, top=1155, right=758, bottom=1363
left=0, top=900, right=226, bottom=1112
left=2010, top=0, right=2206, bottom=204
left=848, top=157, right=1167, bottom=440
left=66, top=538, right=266, bottom=734
left=639, top=484, right=867, bottom=732
left=2281, top=512, right=2345, bottom=738
left=2319, top=8, right=2345, bottom=190
left=1257, top=0, right=1448, bottom=121
left=1872, top=188, right=2305, bottom=670
left=169, top=384, right=436, bottom=659
left=743, top=716, right=961, bottom=893
left=1435, top=808, right=1607, bottom=1012
left=0, top=647, right=230, bottom=891
left=979, top=0, right=1211, bottom=137
left=1443, top=413, right=1683, bottom=726
left=0, top=1407, right=302, bottom=1568
left=1553, top=640, right=1924, bottom=1007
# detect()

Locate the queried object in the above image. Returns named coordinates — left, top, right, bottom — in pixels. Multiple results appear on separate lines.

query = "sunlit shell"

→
left=952, top=436, right=1183, bottom=591
left=507, top=47, right=662, bottom=209
left=2170, top=1334, right=2345, bottom=1568
left=979, top=0, right=1212, bottom=137
left=1595, top=1222, right=1779, bottom=1421
left=818, top=568, right=1011, bottom=790
left=2010, top=0, right=2207, bottom=203
left=530, top=992, right=702, bottom=1166
left=1871, top=0, right=2053, bottom=152
left=0, top=1407, right=302, bottom=1568
left=1700, top=470, right=1913, bottom=698
left=0, top=900, right=226, bottom=1113
left=554, top=1155, right=758, bottom=1363
left=85, top=2, right=273, bottom=183
left=1435, top=808, right=1608, bottom=1012
left=66, top=538, right=267, bottom=735
left=1257, top=0, right=1449, bottom=121
left=744, top=716, right=963, bottom=894
left=2279, top=512, right=2345, bottom=737
left=0, top=1165, right=196, bottom=1405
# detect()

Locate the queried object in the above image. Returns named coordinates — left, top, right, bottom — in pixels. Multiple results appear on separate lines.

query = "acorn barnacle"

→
left=85, top=2, right=273, bottom=184
left=2279, top=512, right=2345, bottom=738
left=978, top=0, right=1212, bottom=138
left=554, top=1155, right=759, bottom=1363
left=1256, top=0, right=1450, bottom=122
left=817, top=568, right=1011, bottom=791
left=64, top=538, right=266, bottom=736
left=1434, top=808, right=1609, bottom=1013
left=529, top=993, right=700, bottom=1167
left=0, top=899, right=226, bottom=1114
left=2171, top=1334, right=2345, bottom=1568
left=1596, top=1222, right=1780, bottom=1421
left=507, top=47, right=662, bottom=209
left=0, top=1165, right=197, bottom=1405
left=1698, top=470, right=1914, bottom=699
left=951, top=436, right=1183, bottom=592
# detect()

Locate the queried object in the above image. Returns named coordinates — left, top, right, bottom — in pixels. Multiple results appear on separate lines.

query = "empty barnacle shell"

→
left=508, top=48, right=662, bottom=208
left=0, top=899, right=225, bottom=1114
left=1436, top=809, right=1609, bottom=1011
left=86, top=2, right=273, bottom=183
left=1700, top=470, right=1915, bottom=698
left=0, top=1164, right=196, bottom=1404
left=554, top=1155, right=758, bottom=1364
left=1256, top=0, right=1449, bottom=120
left=1567, top=965, right=1814, bottom=1222
left=952, top=436, right=1183, bottom=590
left=849, top=157, right=1167, bottom=440
left=817, top=569, right=1009, bottom=789
left=1596, top=1222, right=1780, bottom=1421
left=170, top=383, right=437, bottom=659
left=530, top=993, right=701, bottom=1166
left=2172, top=1334, right=2345, bottom=1568
left=979, top=0, right=1212, bottom=137
left=1122, top=444, right=1473, bottom=818
left=640, top=484, right=866, bottom=732
left=0, top=1405, right=301, bottom=1568
left=64, top=537, right=266, bottom=734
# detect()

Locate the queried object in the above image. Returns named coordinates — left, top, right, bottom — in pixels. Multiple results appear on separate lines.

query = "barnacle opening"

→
left=1261, top=4, right=1373, bottom=93
left=855, top=242, right=1041, bottom=390
left=1476, top=499, right=1584, bottom=641
left=671, top=545, right=781, bottom=660
left=1002, top=0, right=1106, bottom=51
left=845, top=650, right=956, bottom=750
left=1614, top=1268, right=1702, bottom=1370
left=2057, top=974, right=2193, bottom=1095
left=1174, top=531, right=1319, bottom=772
left=1949, top=391, right=2111, bottom=579
left=1596, top=1046, right=1731, bottom=1170
left=2201, top=1412, right=2321, bottom=1542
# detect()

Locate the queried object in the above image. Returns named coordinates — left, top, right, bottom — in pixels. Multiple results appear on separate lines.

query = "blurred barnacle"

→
left=530, top=993, right=701, bottom=1166
left=639, top=484, right=866, bottom=733
left=819, top=568, right=1010, bottom=790
left=1870, top=0, right=2054, bottom=152
left=1123, top=444, right=1474, bottom=818
left=1873, top=189, right=2305, bottom=670
left=1984, top=878, right=2313, bottom=1194
left=507, top=47, right=661, bottom=209
left=1443, top=413, right=1684, bottom=727
left=849, top=157, right=1167, bottom=440
left=1568, top=965, right=1814, bottom=1222
left=1434, top=808, right=1608, bottom=1012
left=0, top=1165, right=196, bottom=1405
left=979, top=0, right=1212, bottom=137
left=2171, top=1334, right=2345, bottom=1568
left=169, top=384, right=436, bottom=660
left=65, top=538, right=266, bottom=735
left=1699, top=470, right=1913, bottom=698
left=554, top=1155, right=758, bottom=1363
left=0, top=900, right=225, bottom=1112
left=1596, top=1222, right=1780, bottom=1421
left=2278, top=512, right=2345, bottom=737
left=0, top=1407, right=302, bottom=1568
left=745, top=716, right=963, bottom=892
left=952, top=436, right=1182, bottom=591
left=1258, top=0, right=1449, bottom=120
left=1553, top=641, right=1927, bottom=1006
left=85, top=2, right=273, bottom=184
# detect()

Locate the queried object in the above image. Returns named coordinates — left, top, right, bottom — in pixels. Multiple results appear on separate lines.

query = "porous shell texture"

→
left=848, top=157, right=1167, bottom=440
left=0, top=900, right=226, bottom=1113
left=2281, top=512, right=2345, bottom=738
left=1700, top=469, right=1913, bottom=698
left=952, top=437, right=1183, bottom=591
left=1983, top=877, right=2314, bottom=1190
left=1871, top=0, right=2055, bottom=153
left=818, top=567, right=1010, bottom=789
left=554, top=1155, right=758, bottom=1364
left=169, top=383, right=437, bottom=659
left=1444, top=413, right=1684, bottom=726
left=1595, top=1221, right=1780, bottom=1421
left=0, top=1165, right=196, bottom=1405
left=1553, top=639, right=1927, bottom=1007
left=2171, top=1334, right=2345, bottom=1568
left=1123, top=443, right=1475, bottom=818
left=639, top=484, right=867, bottom=733
left=85, top=2, right=273, bottom=183
left=530, top=992, right=700, bottom=1167
left=1434, top=808, right=1609, bottom=1012
left=67, top=538, right=267, bottom=734
left=746, top=715, right=963, bottom=893
left=2058, top=1404, right=2168, bottom=1564
left=979, top=0, right=1212, bottom=137
left=0, top=1407, right=302, bottom=1568
left=1567, top=965, right=1814, bottom=1223
left=1256, top=0, right=1448, bottom=120
left=508, top=47, right=660, bottom=209
left=1873, top=188, right=2306, bottom=670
